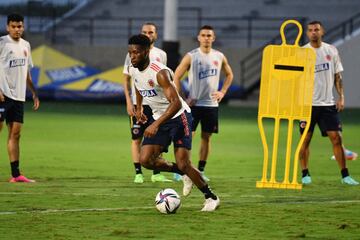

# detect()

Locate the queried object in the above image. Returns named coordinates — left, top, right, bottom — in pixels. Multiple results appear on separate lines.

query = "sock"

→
left=171, top=163, right=184, bottom=175
left=200, top=184, right=217, bottom=200
left=10, top=160, right=20, bottom=178
left=153, top=169, right=160, bottom=175
left=134, top=163, right=142, bottom=174
left=198, top=160, right=206, bottom=172
left=302, top=169, right=310, bottom=178
left=341, top=168, right=349, bottom=178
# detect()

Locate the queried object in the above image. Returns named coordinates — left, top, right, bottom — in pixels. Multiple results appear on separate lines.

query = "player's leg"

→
left=299, top=118, right=315, bottom=184
left=327, top=131, right=358, bottom=185
left=129, top=115, right=144, bottom=183
left=198, top=131, right=212, bottom=181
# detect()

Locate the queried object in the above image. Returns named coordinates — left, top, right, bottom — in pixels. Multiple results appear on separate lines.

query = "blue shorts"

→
left=0, top=96, right=24, bottom=124
left=191, top=106, right=218, bottom=133
left=299, top=106, right=342, bottom=137
left=142, top=111, right=192, bottom=153
left=129, top=105, right=153, bottom=140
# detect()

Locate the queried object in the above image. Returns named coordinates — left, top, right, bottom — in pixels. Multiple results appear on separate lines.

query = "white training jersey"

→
left=187, top=48, right=224, bottom=107
left=0, top=35, right=33, bottom=102
left=123, top=46, right=167, bottom=104
left=304, top=42, right=343, bottom=106
left=129, top=60, right=190, bottom=120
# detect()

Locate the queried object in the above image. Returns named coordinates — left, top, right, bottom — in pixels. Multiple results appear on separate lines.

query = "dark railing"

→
left=239, top=12, right=360, bottom=99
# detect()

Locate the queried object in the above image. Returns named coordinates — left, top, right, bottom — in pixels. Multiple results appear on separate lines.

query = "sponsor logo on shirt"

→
left=9, top=58, right=25, bottom=68
left=315, top=63, right=329, bottom=73
left=139, top=89, right=157, bottom=97
left=199, top=69, right=217, bottom=79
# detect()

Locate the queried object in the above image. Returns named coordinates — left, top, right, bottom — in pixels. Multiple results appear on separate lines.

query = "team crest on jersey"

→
left=213, top=60, right=219, bottom=66
left=326, top=55, right=331, bottom=61
left=148, top=79, right=155, bottom=87
left=156, top=57, right=160, bottom=62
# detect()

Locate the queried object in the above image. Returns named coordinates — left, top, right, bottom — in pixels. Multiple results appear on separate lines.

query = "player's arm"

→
left=26, top=70, right=40, bottom=110
left=174, top=54, right=191, bottom=99
left=212, top=55, right=234, bottom=103
left=124, top=73, right=135, bottom=116
left=144, top=70, right=182, bottom=138
left=334, top=72, right=344, bottom=112
left=134, top=86, right=147, bottom=124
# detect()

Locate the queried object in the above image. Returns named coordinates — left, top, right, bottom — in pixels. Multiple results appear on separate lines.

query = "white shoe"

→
left=201, top=197, right=220, bottom=212
left=182, top=175, right=193, bottom=196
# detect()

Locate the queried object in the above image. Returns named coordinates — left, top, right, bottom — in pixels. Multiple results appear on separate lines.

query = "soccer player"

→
left=0, top=13, right=40, bottom=182
left=174, top=25, right=233, bottom=181
left=123, top=23, right=171, bottom=183
left=299, top=21, right=358, bottom=185
left=128, top=34, right=220, bottom=211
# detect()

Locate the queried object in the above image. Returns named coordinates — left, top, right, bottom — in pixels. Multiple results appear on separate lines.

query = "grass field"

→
left=0, top=102, right=359, bottom=239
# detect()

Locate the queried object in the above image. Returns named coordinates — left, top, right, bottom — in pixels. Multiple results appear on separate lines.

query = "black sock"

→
left=198, top=160, right=206, bottom=172
left=134, top=163, right=142, bottom=174
left=200, top=185, right=217, bottom=200
left=341, top=168, right=349, bottom=178
left=302, top=169, right=310, bottom=178
left=153, top=169, right=160, bottom=175
left=171, top=163, right=184, bottom=175
left=11, top=161, right=20, bottom=178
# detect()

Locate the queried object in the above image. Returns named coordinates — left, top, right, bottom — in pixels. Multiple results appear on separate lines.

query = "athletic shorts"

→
left=129, top=105, right=153, bottom=140
left=142, top=111, right=192, bottom=153
left=191, top=106, right=218, bottom=133
left=0, top=96, right=24, bottom=124
left=299, top=105, right=342, bottom=137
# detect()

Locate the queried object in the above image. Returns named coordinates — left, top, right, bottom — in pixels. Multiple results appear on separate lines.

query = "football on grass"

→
left=155, top=188, right=181, bottom=214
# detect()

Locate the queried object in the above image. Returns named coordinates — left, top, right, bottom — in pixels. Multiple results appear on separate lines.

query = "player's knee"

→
left=9, top=131, right=21, bottom=141
left=330, top=134, right=342, bottom=146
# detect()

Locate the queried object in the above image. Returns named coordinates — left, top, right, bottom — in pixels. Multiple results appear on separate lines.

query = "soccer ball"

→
left=155, top=188, right=181, bottom=214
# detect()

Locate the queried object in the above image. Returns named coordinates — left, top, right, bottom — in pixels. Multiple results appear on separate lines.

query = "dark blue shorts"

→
left=299, top=105, right=342, bottom=137
left=0, top=96, right=24, bottom=124
left=129, top=105, right=153, bottom=140
left=191, top=106, right=218, bottom=133
left=142, top=111, right=192, bottom=153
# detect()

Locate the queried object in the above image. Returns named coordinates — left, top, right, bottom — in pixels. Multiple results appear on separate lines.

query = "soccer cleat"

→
left=201, top=171, right=210, bottom=182
left=201, top=197, right=220, bottom=212
left=331, top=149, right=358, bottom=161
left=134, top=174, right=144, bottom=184
left=182, top=175, right=193, bottom=196
left=151, top=174, right=172, bottom=183
left=9, top=175, right=35, bottom=183
left=302, top=175, right=312, bottom=185
left=173, top=173, right=182, bottom=182
left=341, top=176, right=359, bottom=185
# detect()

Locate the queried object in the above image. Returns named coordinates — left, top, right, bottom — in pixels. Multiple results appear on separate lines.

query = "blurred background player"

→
left=123, top=22, right=171, bottom=183
left=299, top=21, right=358, bottom=185
left=0, top=13, right=40, bottom=182
left=174, top=25, right=233, bottom=181
left=128, top=34, right=220, bottom=211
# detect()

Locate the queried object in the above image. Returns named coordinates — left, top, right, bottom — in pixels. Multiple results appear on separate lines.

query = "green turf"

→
left=0, top=102, right=359, bottom=239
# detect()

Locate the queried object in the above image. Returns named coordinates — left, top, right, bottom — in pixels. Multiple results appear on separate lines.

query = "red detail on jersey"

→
left=213, top=60, right=219, bottom=66
left=148, top=79, right=155, bottom=87
left=326, top=55, right=332, bottom=61
left=150, top=63, right=161, bottom=72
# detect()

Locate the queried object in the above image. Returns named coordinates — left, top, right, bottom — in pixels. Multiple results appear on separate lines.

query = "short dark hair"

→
left=200, top=25, right=214, bottom=31
left=142, top=22, right=158, bottom=33
left=128, top=34, right=151, bottom=49
left=308, top=21, right=323, bottom=27
left=7, top=13, right=24, bottom=24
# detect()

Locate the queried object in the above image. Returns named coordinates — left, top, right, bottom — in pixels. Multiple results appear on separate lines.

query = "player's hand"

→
left=212, top=91, right=225, bottom=103
left=0, top=92, right=4, bottom=102
left=336, top=97, right=345, bottom=112
left=136, top=111, right=148, bottom=124
left=126, top=103, right=135, bottom=116
left=186, top=98, right=197, bottom=107
left=144, top=122, right=159, bottom=138
left=33, top=95, right=40, bottom=110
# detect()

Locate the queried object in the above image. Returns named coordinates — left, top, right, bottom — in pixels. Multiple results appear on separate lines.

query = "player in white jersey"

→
left=174, top=25, right=233, bottom=181
left=0, top=13, right=40, bottom=183
left=128, top=34, right=220, bottom=211
left=123, top=23, right=170, bottom=183
left=299, top=21, right=358, bottom=185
